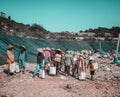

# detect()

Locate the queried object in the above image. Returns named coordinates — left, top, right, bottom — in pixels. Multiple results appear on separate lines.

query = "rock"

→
left=106, top=68, right=111, bottom=71
left=95, top=86, right=99, bottom=89
left=66, top=84, right=72, bottom=89
left=111, top=78, right=118, bottom=81
left=104, top=78, right=109, bottom=81
left=60, top=76, right=68, bottom=80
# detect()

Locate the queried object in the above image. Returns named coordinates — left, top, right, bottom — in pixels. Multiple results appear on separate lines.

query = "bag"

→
left=39, top=69, right=45, bottom=78
left=49, top=67, right=56, bottom=75
left=15, top=64, right=20, bottom=73
left=92, top=63, right=98, bottom=69
left=10, top=62, right=16, bottom=73
left=79, top=72, right=86, bottom=80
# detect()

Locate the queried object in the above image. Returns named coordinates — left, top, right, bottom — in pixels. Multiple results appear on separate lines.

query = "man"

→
left=7, top=44, right=15, bottom=74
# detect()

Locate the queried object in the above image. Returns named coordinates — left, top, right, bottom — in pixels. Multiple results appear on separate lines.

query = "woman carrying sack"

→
left=54, top=49, right=62, bottom=75
left=77, top=55, right=85, bottom=79
left=33, top=48, right=45, bottom=78
left=7, top=44, right=15, bottom=75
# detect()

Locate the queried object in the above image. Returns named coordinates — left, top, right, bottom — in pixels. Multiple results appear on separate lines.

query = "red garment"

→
left=89, top=63, right=95, bottom=71
left=50, top=50, right=55, bottom=58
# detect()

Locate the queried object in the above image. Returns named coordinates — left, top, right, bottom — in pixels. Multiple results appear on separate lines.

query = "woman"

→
left=7, top=44, right=15, bottom=74
left=64, top=51, right=72, bottom=76
left=54, top=49, right=62, bottom=75
left=33, top=48, right=45, bottom=78
left=77, top=55, right=85, bottom=78
left=18, top=45, right=27, bottom=74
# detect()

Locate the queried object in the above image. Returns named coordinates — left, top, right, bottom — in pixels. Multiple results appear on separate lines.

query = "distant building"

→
left=79, top=32, right=95, bottom=37
left=0, top=12, right=6, bottom=17
left=75, top=37, right=84, bottom=40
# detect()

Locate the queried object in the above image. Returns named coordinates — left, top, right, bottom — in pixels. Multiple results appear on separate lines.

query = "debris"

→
left=66, top=84, right=72, bottom=89
left=0, top=61, right=120, bottom=97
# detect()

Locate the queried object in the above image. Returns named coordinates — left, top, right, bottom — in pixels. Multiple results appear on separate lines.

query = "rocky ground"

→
left=0, top=58, right=120, bottom=97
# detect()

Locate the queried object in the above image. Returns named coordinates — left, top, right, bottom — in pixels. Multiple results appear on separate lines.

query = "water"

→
left=0, top=34, right=118, bottom=65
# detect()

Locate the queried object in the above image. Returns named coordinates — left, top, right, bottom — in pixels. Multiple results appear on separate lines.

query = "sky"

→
left=0, top=0, right=120, bottom=32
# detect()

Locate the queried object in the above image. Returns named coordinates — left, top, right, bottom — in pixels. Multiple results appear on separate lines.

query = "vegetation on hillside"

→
left=0, top=16, right=120, bottom=41
left=83, top=27, right=120, bottom=37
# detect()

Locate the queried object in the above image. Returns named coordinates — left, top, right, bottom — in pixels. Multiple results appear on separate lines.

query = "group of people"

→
left=33, top=47, right=97, bottom=80
left=7, top=44, right=27, bottom=74
left=7, top=44, right=97, bottom=80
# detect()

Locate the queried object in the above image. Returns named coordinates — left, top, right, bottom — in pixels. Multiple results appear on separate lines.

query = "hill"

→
left=0, top=16, right=120, bottom=40
left=0, top=16, right=51, bottom=38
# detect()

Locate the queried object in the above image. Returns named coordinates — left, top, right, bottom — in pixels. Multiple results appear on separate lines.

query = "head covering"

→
left=56, top=48, right=61, bottom=51
left=56, top=48, right=62, bottom=54
left=51, top=48, right=54, bottom=50
left=46, top=47, right=51, bottom=51
left=79, top=54, right=84, bottom=58
left=62, top=51, right=65, bottom=54
left=89, top=56, right=94, bottom=60
left=43, top=48, right=46, bottom=51
left=37, top=48, right=43, bottom=53
left=20, top=45, right=26, bottom=49
left=8, top=44, right=14, bottom=49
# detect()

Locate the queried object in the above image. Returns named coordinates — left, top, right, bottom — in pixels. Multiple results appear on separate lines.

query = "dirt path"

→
left=0, top=63, right=120, bottom=97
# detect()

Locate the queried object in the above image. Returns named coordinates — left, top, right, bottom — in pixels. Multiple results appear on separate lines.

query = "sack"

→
left=39, top=69, right=45, bottom=78
left=15, top=64, right=20, bottom=73
left=49, top=67, right=56, bottom=75
left=92, top=63, right=98, bottom=69
left=10, top=62, right=16, bottom=73
left=79, top=72, right=86, bottom=80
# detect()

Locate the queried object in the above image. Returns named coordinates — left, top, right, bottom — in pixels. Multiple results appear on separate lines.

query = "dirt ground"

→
left=0, top=60, right=120, bottom=97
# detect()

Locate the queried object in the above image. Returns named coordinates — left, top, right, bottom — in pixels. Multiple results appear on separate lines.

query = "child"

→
left=87, top=58, right=95, bottom=80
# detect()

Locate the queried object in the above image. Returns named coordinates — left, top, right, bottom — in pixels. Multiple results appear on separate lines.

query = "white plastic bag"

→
left=79, top=72, right=86, bottom=80
left=10, top=62, right=16, bottom=73
left=49, top=67, right=56, bottom=75
left=92, top=63, right=98, bottom=69
left=39, top=69, right=45, bottom=78
left=15, top=64, right=20, bottom=73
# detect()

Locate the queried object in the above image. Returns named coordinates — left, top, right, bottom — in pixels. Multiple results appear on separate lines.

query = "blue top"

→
left=18, top=50, right=28, bottom=61
left=113, top=56, right=118, bottom=64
